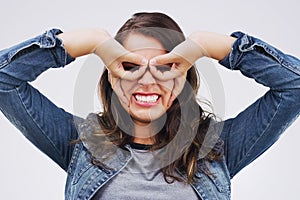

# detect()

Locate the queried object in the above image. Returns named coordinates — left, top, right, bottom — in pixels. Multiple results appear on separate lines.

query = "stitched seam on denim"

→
left=0, top=59, right=9, bottom=69
left=246, top=41, right=300, bottom=77
left=67, top=143, right=83, bottom=175
left=229, top=56, right=280, bottom=174
left=254, top=42, right=300, bottom=76
left=226, top=120, right=234, bottom=178
left=228, top=43, right=244, bottom=70
left=232, top=91, right=282, bottom=175
left=16, top=85, right=67, bottom=169
left=0, top=43, right=40, bottom=69
left=228, top=49, right=234, bottom=69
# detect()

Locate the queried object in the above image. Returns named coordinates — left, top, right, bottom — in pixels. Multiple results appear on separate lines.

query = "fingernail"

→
left=142, top=58, right=148, bottom=66
left=150, top=59, right=156, bottom=66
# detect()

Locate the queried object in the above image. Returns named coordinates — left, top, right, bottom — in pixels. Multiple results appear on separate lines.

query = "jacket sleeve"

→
left=219, top=32, right=300, bottom=178
left=0, top=29, right=79, bottom=171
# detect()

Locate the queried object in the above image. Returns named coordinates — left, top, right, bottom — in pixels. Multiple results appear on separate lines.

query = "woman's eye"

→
left=122, top=62, right=140, bottom=72
left=156, top=64, right=172, bottom=72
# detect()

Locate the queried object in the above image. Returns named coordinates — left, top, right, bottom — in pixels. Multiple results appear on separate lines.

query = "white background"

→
left=0, top=0, right=299, bottom=199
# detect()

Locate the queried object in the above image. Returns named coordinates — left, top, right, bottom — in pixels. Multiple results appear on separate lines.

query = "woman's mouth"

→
left=133, top=93, right=160, bottom=106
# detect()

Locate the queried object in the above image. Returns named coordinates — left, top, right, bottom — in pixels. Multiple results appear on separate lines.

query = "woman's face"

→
left=118, top=33, right=176, bottom=124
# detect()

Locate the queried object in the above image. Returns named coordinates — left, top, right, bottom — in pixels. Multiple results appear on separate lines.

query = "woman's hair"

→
left=93, top=12, right=223, bottom=184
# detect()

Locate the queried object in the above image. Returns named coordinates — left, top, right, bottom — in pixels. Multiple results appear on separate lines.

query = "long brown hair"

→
left=92, top=12, right=223, bottom=184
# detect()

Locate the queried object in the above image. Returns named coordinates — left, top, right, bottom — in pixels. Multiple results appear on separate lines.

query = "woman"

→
left=0, top=12, right=299, bottom=200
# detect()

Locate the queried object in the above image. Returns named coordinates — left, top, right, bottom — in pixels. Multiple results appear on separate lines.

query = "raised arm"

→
left=0, top=28, right=148, bottom=170
left=150, top=31, right=300, bottom=178
left=148, top=31, right=236, bottom=80
left=58, top=29, right=148, bottom=78
left=58, top=29, right=148, bottom=105
left=0, top=29, right=78, bottom=170
left=218, top=32, right=300, bottom=177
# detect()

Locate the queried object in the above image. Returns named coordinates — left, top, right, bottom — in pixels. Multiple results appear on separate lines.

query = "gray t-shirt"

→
left=92, top=144, right=199, bottom=200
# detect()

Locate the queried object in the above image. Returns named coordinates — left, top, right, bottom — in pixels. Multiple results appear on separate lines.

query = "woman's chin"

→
left=130, top=110, right=167, bottom=126
left=130, top=113, right=159, bottom=124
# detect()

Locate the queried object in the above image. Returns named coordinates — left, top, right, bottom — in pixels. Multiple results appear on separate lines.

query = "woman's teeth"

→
left=135, top=94, right=159, bottom=103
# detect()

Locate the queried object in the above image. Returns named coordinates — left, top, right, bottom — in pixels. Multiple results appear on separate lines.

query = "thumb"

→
left=149, top=53, right=177, bottom=67
left=125, top=52, right=148, bottom=66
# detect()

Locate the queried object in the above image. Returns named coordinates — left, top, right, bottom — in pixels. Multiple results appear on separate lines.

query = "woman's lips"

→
left=132, top=93, right=160, bottom=107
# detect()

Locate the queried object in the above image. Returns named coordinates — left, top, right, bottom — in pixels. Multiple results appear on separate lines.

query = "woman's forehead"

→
left=123, top=33, right=166, bottom=52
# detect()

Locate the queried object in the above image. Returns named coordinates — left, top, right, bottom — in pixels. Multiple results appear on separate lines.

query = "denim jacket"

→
left=0, top=29, right=299, bottom=200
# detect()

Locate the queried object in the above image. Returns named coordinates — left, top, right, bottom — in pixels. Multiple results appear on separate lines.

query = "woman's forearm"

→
left=188, top=31, right=236, bottom=61
left=57, top=28, right=112, bottom=58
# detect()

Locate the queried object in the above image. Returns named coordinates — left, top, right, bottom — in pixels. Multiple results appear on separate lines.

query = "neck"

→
left=133, top=137, right=154, bottom=145
left=133, top=121, right=158, bottom=145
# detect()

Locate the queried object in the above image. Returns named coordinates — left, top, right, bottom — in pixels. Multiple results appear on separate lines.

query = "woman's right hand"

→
left=94, top=35, right=148, bottom=106
left=58, top=29, right=148, bottom=106
left=148, top=35, right=207, bottom=102
left=94, top=35, right=148, bottom=80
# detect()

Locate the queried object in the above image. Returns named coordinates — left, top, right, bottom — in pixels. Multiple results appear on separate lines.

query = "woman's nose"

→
left=137, top=69, right=156, bottom=85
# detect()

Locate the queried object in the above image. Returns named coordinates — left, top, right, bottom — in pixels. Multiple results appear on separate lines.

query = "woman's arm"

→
left=58, top=29, right=148, bottom=105
left=57, top=28, right=110, bottom=58
left=0, top=28, right=148, bottom=170
left=0, top=29, right=78, bottom=171
left=150, top=31, right=300, bottom=178
left=58, top=29, right=148, bottom=77
left=188, top=31, right=236, bottom=61
left=148, top=31, right=236, bottom=80
left=218, top=32, right=300, bottom=177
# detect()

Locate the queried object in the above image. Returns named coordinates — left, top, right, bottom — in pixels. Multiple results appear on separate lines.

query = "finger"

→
left=168, top=73, right=186, bottom=106
left=121, top=66, right=147, bottom=80
left=149, top=65, right=179, bottom=81
left=149, top=53, right=178, bottom=67
left=110, top=76, right=129, bottom=106
left=121, top=52, right=148, bottom=80
left=108, top=62, right=146, bottom=81
left=107, top=62, right=127, bottom=78
left=109, top=53, right=148, bottom=80
left=116, top=83, right=129, bottom=106
left=149, top=63, right=188, bottom=81
left=173, top=72, right=187, bottom=97
left=124, top=52, right=148, bottom=66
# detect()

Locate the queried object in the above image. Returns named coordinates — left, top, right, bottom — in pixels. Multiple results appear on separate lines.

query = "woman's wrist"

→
left=93, top=37, right=129, bottom=67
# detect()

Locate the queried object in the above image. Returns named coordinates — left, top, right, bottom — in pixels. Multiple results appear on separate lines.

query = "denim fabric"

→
left=0, top=29, right=299, bottom=200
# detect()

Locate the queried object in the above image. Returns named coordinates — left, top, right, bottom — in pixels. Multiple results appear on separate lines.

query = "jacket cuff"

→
left=218, top=31, right=251, bottom=70
left=42, top=28, right=75, bottom=65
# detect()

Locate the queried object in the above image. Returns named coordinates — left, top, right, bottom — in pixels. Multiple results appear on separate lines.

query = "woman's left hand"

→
left=149, top=37, right=206, bottom=101
left=94, top=37, right=148, bottom=106
left=149, top=31, right=236, bottom=101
